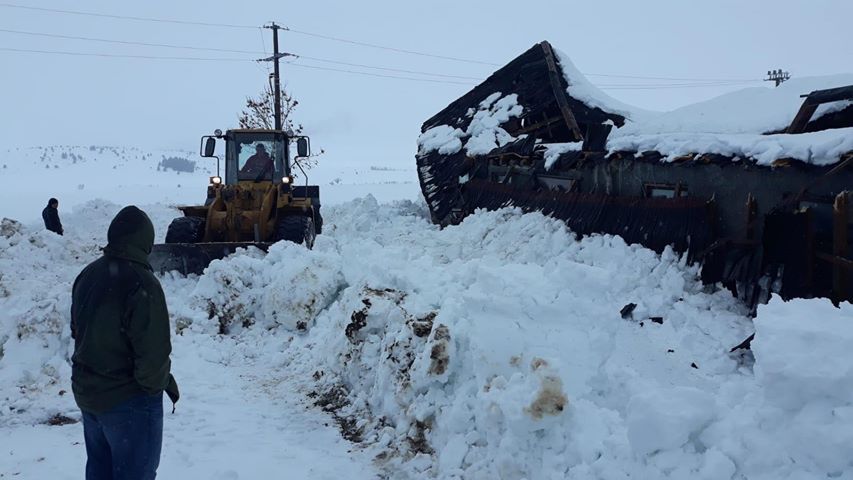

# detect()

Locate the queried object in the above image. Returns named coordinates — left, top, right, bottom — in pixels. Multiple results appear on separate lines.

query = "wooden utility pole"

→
left=259, top=23, right=294, bottom=131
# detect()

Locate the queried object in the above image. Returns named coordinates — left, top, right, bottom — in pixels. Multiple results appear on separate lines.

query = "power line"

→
left=0, top=47, right=763, bottom=90
left=0, top=47, right=251, bottom=62
left=600, top=81, right=761, bottom=90
left=583, top=72, right=759, bottom=82
left=0, top=2, right=256, bottom=29
left=285, top=60, right=474, bottom=85
left=0, top=27, right=261, bottom=54
left=293, top=54, right=483, bottom=80
left=0, top=2, right=765, bottom=83
left=283, top=28, right=501, bottom=67
left=0, top=27, right=483, bottom=81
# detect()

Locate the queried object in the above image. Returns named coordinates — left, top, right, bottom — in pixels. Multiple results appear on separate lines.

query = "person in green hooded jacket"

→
left=70, top=205, right=179, bottom=480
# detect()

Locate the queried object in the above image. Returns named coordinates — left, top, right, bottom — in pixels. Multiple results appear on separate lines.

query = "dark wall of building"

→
left=558, top=159, right=851, bottom=241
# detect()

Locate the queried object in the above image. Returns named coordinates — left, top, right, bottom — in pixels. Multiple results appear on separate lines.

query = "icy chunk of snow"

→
left=753, top=295, right=853, bottom=410
left=627, top=386, right=716, bottom=456
left=438, top=434, right=468, bottom=471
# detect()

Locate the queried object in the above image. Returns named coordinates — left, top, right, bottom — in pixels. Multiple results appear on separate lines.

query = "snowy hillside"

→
left=1, top=198, right=851, bottom=479
left=1, top=145, right=419, bottom=223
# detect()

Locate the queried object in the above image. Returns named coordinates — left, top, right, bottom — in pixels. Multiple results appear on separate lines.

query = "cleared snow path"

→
left=0, top=332, right=378, bottom=479
left=0, top=202, right=379, bottom=479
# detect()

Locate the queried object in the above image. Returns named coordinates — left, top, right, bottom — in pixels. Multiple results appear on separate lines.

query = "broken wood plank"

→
left=540, top=41, right=584, bottom=142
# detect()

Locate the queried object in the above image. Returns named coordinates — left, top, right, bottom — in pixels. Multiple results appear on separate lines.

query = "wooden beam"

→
left=833, top=192, right=850, bottom=301
left=816, top=252, right=853, bottom=271
left=786, top=99, right=818, bottom=134
left=745, top=194, right=757, bottom=240
left=805, top=208, right=815, bottom=293
left=515, top=114, right=564, bottom=136
left=539, top=41, right=584, bottom=142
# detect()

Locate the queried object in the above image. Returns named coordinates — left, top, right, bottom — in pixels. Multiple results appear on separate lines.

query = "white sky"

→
left=1, top=0, right=852, bottom=168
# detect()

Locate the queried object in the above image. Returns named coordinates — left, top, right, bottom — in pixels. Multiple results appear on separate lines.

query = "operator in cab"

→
left=239, top=143, right=274, bottom=180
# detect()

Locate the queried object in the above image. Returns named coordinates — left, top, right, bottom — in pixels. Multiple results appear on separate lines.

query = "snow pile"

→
left=3, top=197, right=853, bottom=479
left=418, top=93, right=523, bottom=157
left=192, top=241, right=346, bottom=333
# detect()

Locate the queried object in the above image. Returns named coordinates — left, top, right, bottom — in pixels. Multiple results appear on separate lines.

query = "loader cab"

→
left=225, top=130, right=289, bottom=185
left=201, top=129, right=311, bottom=185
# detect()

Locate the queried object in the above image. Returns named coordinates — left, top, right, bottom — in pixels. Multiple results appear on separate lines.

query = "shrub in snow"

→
left=158, top=156, right=196, bottom=173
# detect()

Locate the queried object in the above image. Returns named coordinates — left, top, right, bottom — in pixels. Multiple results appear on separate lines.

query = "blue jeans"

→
left=81, top=393, right=164, bottom=480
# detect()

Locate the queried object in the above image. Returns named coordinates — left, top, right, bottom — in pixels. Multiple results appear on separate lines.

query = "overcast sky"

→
left=1, top=0, right=852, bottom=167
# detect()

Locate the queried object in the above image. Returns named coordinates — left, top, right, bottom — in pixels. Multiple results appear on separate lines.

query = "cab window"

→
left=236, top=140, right=278, bottom=181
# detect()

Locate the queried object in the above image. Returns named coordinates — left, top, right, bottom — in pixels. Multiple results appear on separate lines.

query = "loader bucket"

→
left=149, top=242, right=272, bottom=275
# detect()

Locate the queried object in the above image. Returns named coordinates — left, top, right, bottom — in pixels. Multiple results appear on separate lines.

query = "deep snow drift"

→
left=1, top=198, right=852, bottom=479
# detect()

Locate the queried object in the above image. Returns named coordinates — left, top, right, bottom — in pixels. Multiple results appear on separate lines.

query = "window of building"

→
left=644, top=183, right=688, bottom=198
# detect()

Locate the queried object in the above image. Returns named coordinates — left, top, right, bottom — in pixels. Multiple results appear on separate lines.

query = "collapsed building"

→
left=416, top=41, right=853, bottom=306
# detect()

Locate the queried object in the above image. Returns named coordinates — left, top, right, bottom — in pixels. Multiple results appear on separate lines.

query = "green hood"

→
left=103, top=206, right=155, bottom=268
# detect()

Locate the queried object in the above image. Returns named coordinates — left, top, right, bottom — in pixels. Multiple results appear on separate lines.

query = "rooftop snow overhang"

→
left=421, top=41, right=627, bottom=148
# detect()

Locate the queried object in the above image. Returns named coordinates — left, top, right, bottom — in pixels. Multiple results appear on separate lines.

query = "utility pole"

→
left=765, top=69, right=790, bottom=87
left=258, top=23, right=294, bottom=130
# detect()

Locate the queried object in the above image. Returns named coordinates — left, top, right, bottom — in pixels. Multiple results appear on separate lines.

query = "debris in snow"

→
left=649, top=316, right=664, bottom=325
left=427, top=325, right=451, bottom=376
left=729, top=333, right=755, bottom=352
left=524, top=358, right=568, bottom=419
left=620, top=303, right=637, bottom=319
left=1, top=218, right=22, bottom=239
left=410, top=312, right=436, bottom=338
left=44, top=413, right=77, bottom=426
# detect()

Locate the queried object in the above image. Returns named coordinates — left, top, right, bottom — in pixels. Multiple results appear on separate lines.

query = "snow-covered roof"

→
left=614, top=74, right=853, bottom=136
left=418, top=41, right=853, bottom=174
left=602, top=75, right=853, bottom=166
left=553, top=49, right=654, bottom=124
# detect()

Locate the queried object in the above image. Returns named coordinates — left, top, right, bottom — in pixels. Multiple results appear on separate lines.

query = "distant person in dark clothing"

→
left=71, top=206, right=179, bottom=480
left=42, top=198, right=63, bottom=235
left=239, top=143, right=274, bottom=180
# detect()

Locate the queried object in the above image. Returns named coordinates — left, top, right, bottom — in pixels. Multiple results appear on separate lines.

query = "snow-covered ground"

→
left=1, top=145, right=419, bottom=223
left=2, top=192, right=852, bottom=479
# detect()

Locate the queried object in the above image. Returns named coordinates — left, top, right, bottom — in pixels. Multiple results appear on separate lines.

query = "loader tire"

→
left=274, top=215, right=315, bottom=249
left=165, top=216, right=206, bottom=244
left=314, top=209, right=324, bottom=235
